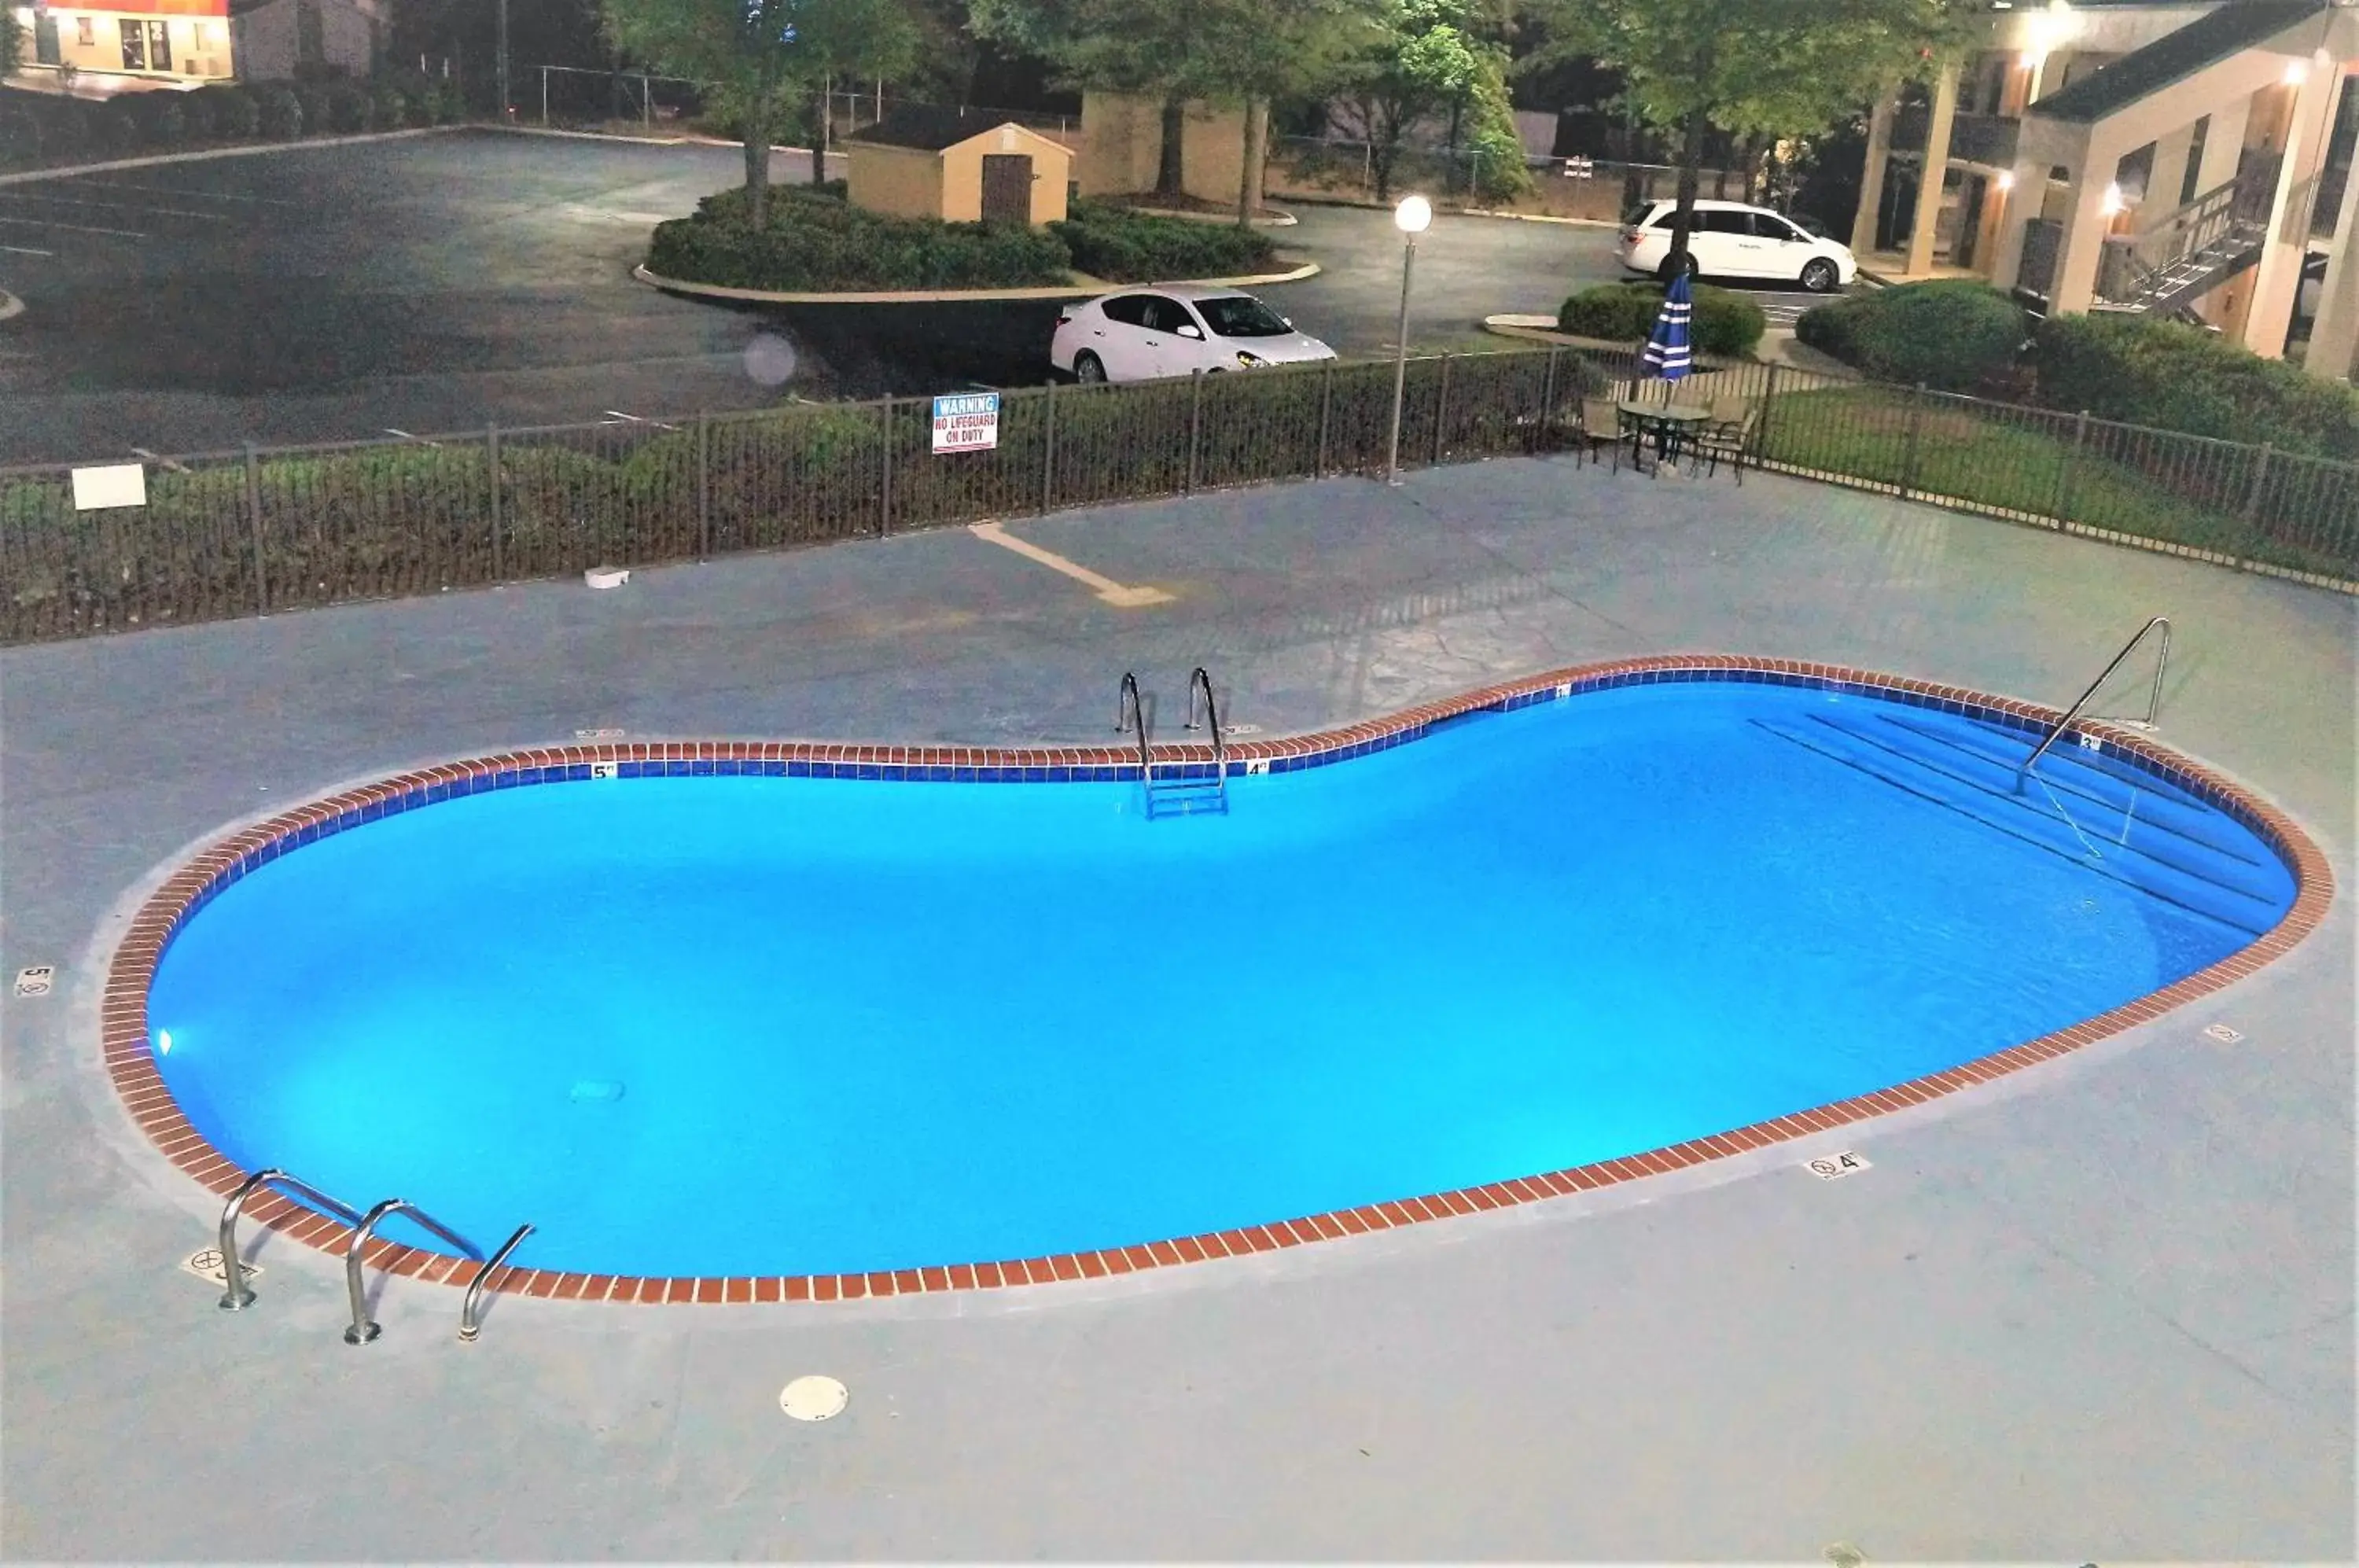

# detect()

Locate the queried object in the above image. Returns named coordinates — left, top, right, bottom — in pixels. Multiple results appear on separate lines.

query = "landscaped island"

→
left=645, top=184, right=1280, bottom=293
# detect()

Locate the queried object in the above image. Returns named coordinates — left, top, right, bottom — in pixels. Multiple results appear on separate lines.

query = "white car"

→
left=1617, top=199, right=1857, bottom=292
left=1051, top=287, right=1336, bottom=384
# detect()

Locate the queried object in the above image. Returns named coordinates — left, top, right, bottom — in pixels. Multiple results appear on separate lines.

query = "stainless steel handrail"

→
left=2017, top=615, right=2172, bottom=786
left=344, top=1198, right=484, bottom=1345
left=1185, top=665, right=1227, bottom=801
left=218, top=1169, right=362, bottom=1311
left=458, top=1223, right=535, bottom=1343
left=1117, top=670, right=1152, bottom=782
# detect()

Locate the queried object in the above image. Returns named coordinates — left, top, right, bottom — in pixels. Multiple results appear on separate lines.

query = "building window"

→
left=146, top=19, right=171, bottom=70
left=120, top=18, right=145, bottom=70
left=75, top=16, right=95, bottom=46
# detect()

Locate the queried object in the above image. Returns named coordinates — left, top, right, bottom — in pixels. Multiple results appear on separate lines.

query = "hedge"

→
left=2027, top=312, right=2359, bottom=460
left=0, top=72, right=467, bottom=170
left=650, top=185, right=1073, bottom=291
left=648, top=186, right=1288, bottom=293
left=1557, top=282, right=1767, bottom=359
left=1047, top=200, right=1278, bottom=283
left=1794, top=280, right=2026, bottom=392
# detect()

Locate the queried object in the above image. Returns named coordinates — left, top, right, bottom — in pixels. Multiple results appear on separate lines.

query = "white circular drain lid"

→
left=779, top=1375, right=848, bottom=1422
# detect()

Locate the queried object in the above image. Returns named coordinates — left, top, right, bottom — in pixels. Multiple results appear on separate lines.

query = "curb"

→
left=1094, top=201, right=1299, bottom=228
left=1274, top=191, right=1617, bottom=229
left=0, top=289, right=22, bottom=322
left=484, top=123, right=848, bottom=159
left=486, top=123, right=690, bottom=146
left=1478, top=315, right=1755, bottom=371
left=631, top=257, right=1321, bottom=307
left=0, top=125, right=446, bottom=187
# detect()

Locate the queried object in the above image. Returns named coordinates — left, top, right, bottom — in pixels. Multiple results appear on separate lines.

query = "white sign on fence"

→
left=71, top=463, right=147, bottom=512
left=1561, top=156, right=1594, bottom=179
left=932, top=392, right=1000, bottom=455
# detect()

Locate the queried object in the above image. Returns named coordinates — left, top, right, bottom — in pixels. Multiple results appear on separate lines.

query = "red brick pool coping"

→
left=102, top=655, right=2335, bottom=1307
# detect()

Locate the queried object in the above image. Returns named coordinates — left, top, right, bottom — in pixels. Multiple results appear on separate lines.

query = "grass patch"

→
left=1758, top=385, right=2355, bottom=580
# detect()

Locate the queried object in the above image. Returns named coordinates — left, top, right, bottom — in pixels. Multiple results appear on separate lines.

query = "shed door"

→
left=981, top=154, right=1033, bottom=224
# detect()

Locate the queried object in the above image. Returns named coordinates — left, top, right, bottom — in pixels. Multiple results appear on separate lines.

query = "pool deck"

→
left=2, top=455, right=2352, bottom=1561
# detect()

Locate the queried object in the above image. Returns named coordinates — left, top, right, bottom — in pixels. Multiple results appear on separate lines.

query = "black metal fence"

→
left=3, top=347, right=2352, bottom=645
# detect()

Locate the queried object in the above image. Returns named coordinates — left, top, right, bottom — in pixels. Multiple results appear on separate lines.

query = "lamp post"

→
left=1386, top=193, right=1433, bottom=486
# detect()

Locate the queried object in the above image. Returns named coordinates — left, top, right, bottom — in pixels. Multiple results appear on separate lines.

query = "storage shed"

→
left=844, top=105, right=1073, bottom=226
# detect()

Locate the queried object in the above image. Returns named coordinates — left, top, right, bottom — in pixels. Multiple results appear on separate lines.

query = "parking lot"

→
left=0, top=129, right=1842, bottom=466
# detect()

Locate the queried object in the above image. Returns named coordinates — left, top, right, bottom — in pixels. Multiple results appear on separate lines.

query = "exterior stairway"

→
left=2093, top=156, right=2281, bottom=318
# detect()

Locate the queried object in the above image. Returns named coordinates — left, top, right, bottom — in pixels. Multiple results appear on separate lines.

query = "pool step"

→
left=1143, top=767, right=1229, bottom=819
left=1807, top=710, right=2274, bottom=880
left=1754, top=712, right=2287, bottom=939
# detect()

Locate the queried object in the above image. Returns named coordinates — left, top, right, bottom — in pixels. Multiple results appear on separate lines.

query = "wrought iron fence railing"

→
left=2, top=346, right=2351, bottom=644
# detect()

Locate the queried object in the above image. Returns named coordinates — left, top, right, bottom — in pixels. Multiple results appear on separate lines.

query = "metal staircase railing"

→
left=2096, top=159, right=2278, bottom=315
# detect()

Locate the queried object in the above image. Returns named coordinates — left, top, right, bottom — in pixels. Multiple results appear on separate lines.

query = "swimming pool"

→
left=112, top=658, right=2328, bottom=1301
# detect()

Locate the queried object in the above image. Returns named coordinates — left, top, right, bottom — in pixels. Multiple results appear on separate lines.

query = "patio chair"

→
left=1692, top=401, right=1758, bottom=484
left=1577, top=397, right=1629, bottom=473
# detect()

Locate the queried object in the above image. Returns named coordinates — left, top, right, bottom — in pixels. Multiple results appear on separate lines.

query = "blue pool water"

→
left=145, top=682, right=2296, bottom=1277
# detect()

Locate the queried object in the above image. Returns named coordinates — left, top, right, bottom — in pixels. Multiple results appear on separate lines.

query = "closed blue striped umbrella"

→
left=1640, top=268, right=1693, bottom=381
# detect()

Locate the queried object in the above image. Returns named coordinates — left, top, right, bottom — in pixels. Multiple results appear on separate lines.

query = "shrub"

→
left=17, top=94, right=88, bottom=159
left=323, top=80, right=374, bottom=133
left=291, top=82, right=337, bottom=134
left=0, top=105, right=38, bottom=169
left=86, top=98, right=142, bottom=155
left=385, top=72, right=450, bottom=125
left=196, top=83, right=260, bottom=139
left=649, top=183, right=1073, bottom=291
left=254, top=83, right=304, bottom=139
left=1793, top=280, right=2026, bottom=392
left=128, top=93, right=186, bottom=146
left=1555, top=282, right=1767, bottom=358
left=2029, top=311, right=2359, bottom=459
left=1048, top=199, right=1277, bottom=283
left=371, top=83, right=411, bottom=128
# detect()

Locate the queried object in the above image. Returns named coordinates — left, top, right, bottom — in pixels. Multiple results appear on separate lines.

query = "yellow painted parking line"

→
left=967, top=521, right=1173, bottom=608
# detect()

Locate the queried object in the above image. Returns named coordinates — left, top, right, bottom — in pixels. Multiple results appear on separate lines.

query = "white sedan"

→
left=1051, top=286, right=1336, bottom=384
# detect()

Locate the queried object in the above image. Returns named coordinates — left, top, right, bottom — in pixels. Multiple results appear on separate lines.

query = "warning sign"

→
left=932, top=392, right=1000, bottom=455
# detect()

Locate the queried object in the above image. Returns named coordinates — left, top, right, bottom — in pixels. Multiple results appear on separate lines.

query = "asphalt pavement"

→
left=0, top=130, right=1838, bottom=465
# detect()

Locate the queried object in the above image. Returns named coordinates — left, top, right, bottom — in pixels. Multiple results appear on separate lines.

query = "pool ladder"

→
left=215, top=1167, right=533, bottom=1346
left=1118, top=668, right=1229, bottom=818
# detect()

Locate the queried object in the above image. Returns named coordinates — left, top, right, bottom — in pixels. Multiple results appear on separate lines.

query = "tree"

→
left=970, top=0, right=1206, bottom=197
left=1525, top=0, right=1971, bottom=274
left=602, top=0, right=914, bottom=223
left=973, top=0, right=1370, bottom=206
left=1191, top=0, right=1378, bottom=223
left=1333, top=0, right=1485, bottom=204
left=1, top=7, right=22, bottom=78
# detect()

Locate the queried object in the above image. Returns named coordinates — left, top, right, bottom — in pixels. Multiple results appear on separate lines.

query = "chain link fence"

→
left=4, top=348, right=2353, bottom=644
left=1264, top=138, right=1761, bottom=224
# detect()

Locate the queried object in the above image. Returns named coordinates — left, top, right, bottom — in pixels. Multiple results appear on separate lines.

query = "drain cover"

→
left=779, top=1375, right=848, bottom=1422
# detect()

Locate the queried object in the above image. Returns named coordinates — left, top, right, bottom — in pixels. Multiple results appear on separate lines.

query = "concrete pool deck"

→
left=2, top=455, right=2352, bottom=1559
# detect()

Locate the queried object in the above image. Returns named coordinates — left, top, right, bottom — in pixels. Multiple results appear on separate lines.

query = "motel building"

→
left=10, top=0, right=235, bottom=87
left=1857, top=0, right=2359, bottom=381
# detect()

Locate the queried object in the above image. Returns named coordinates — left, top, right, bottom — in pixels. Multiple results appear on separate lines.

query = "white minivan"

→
left=1617, top=199, right=1857, bottom=292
